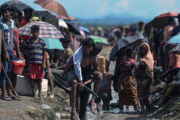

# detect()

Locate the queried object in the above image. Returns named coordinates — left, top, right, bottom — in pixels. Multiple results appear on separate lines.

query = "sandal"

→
left=71, top=111, right=80, bottom=120
left=88, top=101, right=96, bottom=114
left=1, top=95, right=12, bottom=101
left=10, top=95, right=21, bottom=101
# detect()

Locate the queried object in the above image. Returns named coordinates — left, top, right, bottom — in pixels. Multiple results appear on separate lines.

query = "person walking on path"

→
left=135, top=43, right=154, bottom=112
left=118, top=49, right=138, bottom=112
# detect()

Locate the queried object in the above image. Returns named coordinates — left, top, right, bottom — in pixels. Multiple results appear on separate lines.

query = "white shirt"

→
left=135, top=30, right=144, bottom=39
left=73, top=46, right=99, bottom=81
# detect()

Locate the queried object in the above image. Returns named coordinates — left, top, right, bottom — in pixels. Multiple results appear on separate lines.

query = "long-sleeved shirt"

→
left=73, top=46, right=99, bottom=81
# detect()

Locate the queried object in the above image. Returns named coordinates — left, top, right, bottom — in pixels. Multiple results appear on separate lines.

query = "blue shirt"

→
left=0, top=19, right=14, bottom=52
left=171, top=26, right=180, bottom=37
left=21, top=38, right=47, bottom=64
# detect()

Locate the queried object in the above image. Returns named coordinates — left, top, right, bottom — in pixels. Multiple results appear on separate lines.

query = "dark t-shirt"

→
left=0, top=19, right=14, bottom=52
left=171, top=26, right=180, bottom=37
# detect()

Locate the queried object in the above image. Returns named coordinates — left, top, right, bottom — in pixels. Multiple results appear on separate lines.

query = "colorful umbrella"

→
left=59, top=19, right=68, bottom=29
left=32, top=11, right=59, bottom=28
left=42, top=38, right=64, bottom=50
left=18, top=21, right=64, bottom=39
left=1, top=0, right=34, bottom=11
left=79, top=26, right=90, bottom=35
left=90, top=35, right=109, bottom=45
left=34, top=0, right=69, bottom=18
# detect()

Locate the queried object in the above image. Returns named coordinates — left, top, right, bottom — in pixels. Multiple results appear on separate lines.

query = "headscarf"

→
left=138, top=43, right=154, bottom=92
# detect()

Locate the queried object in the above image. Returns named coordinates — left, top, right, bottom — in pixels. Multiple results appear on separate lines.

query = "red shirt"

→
left=14, top=28, right=19, bottom=55
left=20, top=19, right=29, bottom=41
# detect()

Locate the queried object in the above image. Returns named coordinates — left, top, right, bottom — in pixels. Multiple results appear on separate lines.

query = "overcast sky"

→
left=0, top=0, right=180, bottom=19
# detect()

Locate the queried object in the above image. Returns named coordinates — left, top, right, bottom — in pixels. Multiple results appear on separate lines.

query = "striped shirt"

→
left=21, top=38, right=47, bottom=64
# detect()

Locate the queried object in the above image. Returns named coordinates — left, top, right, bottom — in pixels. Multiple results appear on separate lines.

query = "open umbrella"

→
left=90, top=35, right=109, bottom=45
left=42, top=38, right=64, bottom=50
left=34, top=0, right=69, bottom=18
left=59, top=19, right=68, bottom=29
left=109, top=36, right=143, bottom=61
left=65, top=21, right=81, bottom=35
left=79, top=28, right=86, bottom=39
left=169, top=45, right=180, bottom=54
left=167, top=34, right=180, bottom=44
left=1, top=0, right=34, bottom=11
left=18, top=21, right=64, bottom=39
left=153, top=12, right=178, bottom=29
left=79, top=26, right=90, bottom=35
left=32, top=11, right=59, bottom=28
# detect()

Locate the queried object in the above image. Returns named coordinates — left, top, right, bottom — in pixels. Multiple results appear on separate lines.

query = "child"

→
left=102, top=60, right=113, bottom=110
left=44, top=52, right=54, bottom=99
left=20, top=25, right=46, bottom=99
left=96, top=57, right=113, bottom=111
left=64, top=39, right=100, bottom=120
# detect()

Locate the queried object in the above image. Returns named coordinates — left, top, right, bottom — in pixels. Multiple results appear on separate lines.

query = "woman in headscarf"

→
left=135, top=43, right=154, bottom=112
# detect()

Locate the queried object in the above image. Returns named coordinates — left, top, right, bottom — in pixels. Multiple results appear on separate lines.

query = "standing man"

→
left=0, top=5, right=21, bottom=101
left=135, top=21, right=144, bottom=39
left=20, top=7, right=33, bottom=41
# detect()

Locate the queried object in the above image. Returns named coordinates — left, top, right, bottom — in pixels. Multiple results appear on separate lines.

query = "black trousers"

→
left=77, top=89, right=90, bottom=120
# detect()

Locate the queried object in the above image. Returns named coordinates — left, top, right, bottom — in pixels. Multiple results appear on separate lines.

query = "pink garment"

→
left=169, top=53, right=180, bottom=68
left=120, top=58, right=137, bottom=68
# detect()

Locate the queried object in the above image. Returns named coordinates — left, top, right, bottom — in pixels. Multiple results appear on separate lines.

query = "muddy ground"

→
left=0, top=46, right=180, bottom=120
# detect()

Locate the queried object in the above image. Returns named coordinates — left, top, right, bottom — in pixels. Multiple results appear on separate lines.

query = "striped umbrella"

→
left=18, top=21, right=64, bottom=39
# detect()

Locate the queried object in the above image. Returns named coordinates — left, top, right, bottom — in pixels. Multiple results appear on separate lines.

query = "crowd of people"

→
left=1, top=2, right=180, bottom=120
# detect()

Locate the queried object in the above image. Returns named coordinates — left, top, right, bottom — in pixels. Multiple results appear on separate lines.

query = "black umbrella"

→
left=33, top=11, right=59, bottom=28
left=109, top=36, right=143, bottom=61
left=1, top=0, right=34, bottom=11
left=65, top=21, right=81, bottom=35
